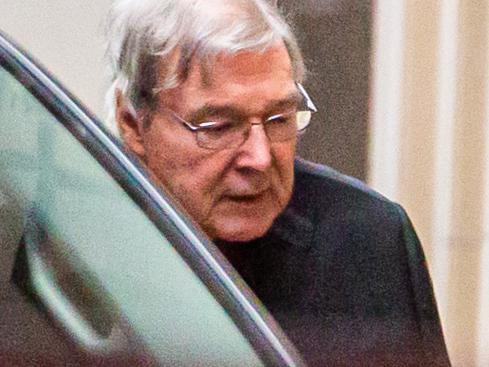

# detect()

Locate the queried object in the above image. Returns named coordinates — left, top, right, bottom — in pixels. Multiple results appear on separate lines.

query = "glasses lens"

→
left=197, top=123, right=247, bottom=150
left=296, top=111, right=312, bottom=131
left=264, top=112, right=297, bottom=142
left=195, top=108, right=313, bottom=150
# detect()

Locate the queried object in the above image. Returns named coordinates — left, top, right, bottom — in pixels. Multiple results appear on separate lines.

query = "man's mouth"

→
left=229, top=194, right=261, bottom=203
left=225, top=190, right=269, bottom=203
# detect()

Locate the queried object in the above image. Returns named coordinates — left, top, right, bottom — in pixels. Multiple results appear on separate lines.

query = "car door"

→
left=0, top=32, right=305, bottom=367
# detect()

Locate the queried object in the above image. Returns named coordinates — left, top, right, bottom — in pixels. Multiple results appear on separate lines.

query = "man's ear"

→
left=115, top=91, right=146, bottom=159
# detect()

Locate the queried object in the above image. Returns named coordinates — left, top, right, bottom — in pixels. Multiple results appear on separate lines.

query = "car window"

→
left=0, top=34, right=304, bottom=367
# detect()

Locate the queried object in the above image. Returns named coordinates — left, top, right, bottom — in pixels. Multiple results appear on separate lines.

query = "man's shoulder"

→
left=273, top=158, right=406, bottom=249
left=293, top=157, right=396, bottom=211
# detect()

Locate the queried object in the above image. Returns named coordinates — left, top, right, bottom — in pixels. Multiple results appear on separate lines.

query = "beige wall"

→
left=370, top=1, right=489, bottom=366
left=0, top=1, right=113, bottom=118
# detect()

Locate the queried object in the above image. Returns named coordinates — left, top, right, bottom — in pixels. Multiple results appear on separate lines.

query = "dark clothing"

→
left=220, top=159, right=451, bottom=366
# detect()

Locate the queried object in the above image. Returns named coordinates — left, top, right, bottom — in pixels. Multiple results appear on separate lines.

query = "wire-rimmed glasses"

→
left=163, top=82, right=317, bottom=150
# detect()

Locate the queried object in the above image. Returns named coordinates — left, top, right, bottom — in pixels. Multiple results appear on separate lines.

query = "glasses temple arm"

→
left=296, top=83, right=317, bottom=113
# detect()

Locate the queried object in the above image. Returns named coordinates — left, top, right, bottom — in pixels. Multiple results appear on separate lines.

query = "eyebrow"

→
left=185, top=91, right=302, bottom=123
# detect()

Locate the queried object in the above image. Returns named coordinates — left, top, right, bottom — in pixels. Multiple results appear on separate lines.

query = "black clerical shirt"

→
left=218, top=159, right=451, bottom=367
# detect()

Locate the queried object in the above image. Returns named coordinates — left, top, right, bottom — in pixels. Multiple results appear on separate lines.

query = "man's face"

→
left=121, top=43, right=297, bottom=242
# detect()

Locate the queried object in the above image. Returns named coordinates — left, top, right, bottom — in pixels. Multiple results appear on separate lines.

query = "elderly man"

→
left=105, top=0, right=450, bottom=365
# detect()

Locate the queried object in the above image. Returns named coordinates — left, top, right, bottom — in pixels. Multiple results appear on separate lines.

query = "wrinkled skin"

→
left=118, top=42, right=297, bottom=242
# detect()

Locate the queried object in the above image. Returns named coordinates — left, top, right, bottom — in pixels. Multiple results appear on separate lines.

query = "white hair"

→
left=104, top=0, right=305, bottom=136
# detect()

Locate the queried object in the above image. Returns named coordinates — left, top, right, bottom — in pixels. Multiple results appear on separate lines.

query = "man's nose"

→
left=235, top=123, right=272, bottom=172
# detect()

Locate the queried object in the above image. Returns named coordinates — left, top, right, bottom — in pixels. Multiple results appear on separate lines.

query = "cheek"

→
left=142, top=121, right=205, bottom=181
left=141, top=126, right=234, bottom=220
left=272, top=141, right=296, bottom=198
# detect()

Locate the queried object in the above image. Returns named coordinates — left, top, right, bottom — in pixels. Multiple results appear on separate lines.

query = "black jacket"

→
left=220, top=159, right=451, bottom=366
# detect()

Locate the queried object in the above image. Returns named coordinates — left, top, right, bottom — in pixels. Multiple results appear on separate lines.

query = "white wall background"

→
left=0, top=1, right=113, bottom=118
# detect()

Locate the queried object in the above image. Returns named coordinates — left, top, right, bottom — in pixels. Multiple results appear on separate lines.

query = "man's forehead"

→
left=183, top=42, right=293, bottom=89
left=212, top=44, right=291, bottom=75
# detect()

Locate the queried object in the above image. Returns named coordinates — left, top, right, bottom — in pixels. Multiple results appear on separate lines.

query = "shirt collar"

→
left=268, top=198, right=314, bottom=249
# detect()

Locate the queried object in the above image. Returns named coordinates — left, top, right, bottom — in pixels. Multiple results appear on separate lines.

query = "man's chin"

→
left=207, top=219, right=273, bottom=243
left=200, top=197, right=287, bottom=242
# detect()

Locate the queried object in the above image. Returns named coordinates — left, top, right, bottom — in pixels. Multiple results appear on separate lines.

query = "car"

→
left=0, top=31, right=306, bottom=366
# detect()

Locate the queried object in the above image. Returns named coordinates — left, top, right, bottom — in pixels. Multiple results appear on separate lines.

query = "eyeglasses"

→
left=162, top=83, right=317, bottom=150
